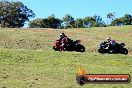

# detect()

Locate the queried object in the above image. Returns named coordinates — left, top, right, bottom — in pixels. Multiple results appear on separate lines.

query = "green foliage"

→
left=107, top=12, right=115, bottom=20
left=0, top=0, right=35, bottom=28
left=29, top=18, right=46, bottom=28
left=47, top=15, right=62, bottom=28
left=83, top=16, right=106, bottom=27
left=83, top=16, right=96, bottom=27
left=75, top=18, right=84, bottom=28
left=29, top=14, right=107, bottom=29
left=111, top=18, right=123, bottom=26
left=122, top=14, right=132, bottom=25
left=28, top=12, right=132, bottom=29
left=111, top=14, right=132, bottom=26
left=29, top=15, right=62, bottom=28
left=62, top=14, right=74, bottom=23
left=62, top=14, right=75, bottom=28
left=93, top=15, right=107, bottom=27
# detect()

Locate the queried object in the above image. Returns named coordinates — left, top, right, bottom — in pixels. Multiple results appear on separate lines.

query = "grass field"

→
left=0, top=26, right=132, bottom=88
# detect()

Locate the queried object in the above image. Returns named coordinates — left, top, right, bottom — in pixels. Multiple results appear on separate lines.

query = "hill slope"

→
left=0, top=26, right=132, bottom=53
left=0, top=26, right=132, bottom=88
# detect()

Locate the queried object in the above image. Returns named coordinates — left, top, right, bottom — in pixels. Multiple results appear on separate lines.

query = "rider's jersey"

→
left=61, top=37, right=68, bottom=45
left=109, top=40, right=116, bottom=46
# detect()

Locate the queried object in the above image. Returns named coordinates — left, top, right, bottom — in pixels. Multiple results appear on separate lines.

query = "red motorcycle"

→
left=53, top=38, right=85, bottom=52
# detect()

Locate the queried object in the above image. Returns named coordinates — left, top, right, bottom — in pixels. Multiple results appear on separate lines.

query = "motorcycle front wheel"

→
left=120, top=48, right=128, bottom=55
left=53, top=46, right=60, bottom=51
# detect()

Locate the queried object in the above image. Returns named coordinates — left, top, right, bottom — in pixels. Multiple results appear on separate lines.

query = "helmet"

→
left=59, top=33, right=63, bottom=36
left=106, top=37, right=111, bottom=41
left=60, top=32, right=64, bottom=35
left=60, top=33, right=66, bottom=37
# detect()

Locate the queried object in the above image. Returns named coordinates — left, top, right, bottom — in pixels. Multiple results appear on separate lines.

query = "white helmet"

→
left=106, top=37, right=111, bottom=41
left=60, top=33, right=66, bottom=37
left=60, top=33, right=63, bottom=36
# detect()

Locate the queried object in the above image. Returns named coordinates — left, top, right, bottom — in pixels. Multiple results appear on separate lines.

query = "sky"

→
left=7, top=0, right=132, bottom=27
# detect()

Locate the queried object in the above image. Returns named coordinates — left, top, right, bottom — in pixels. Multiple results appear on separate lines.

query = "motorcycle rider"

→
left=106, top=37, right=117, bottom=50
left=59, top=33, right=68, bottom=51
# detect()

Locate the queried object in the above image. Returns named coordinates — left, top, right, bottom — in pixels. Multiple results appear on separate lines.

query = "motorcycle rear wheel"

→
left=76, top=45, right=85, bottom=52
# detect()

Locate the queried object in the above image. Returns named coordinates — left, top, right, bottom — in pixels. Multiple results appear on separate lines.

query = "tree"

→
left=93, top=15, right=106, bottom=27
left=0, top=0, right=35, bottom=28
left=110, top=14, right=132, bottom=26
left=111, top=18, right=123, bottom=26
left=122, top=14, right=132, bottom=25
left=83, top=15, right=107, bottom=27
left=29, top=15, right=62, bottom=28
left=75, top=18, right=84, bottom=28
left=47, top=15, right=62, bottom=28
left=29, top=18, right=46, bottom=28
left=83, top=16, right=96, bottom=27
left=107, top=12, right=116, bottom=25
left=62, top=14, right=75, bottom=28
left=107, top=12, right=115, bottom=20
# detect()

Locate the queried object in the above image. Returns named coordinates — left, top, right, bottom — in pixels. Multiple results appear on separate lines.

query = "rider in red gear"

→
left=59, top=33, right=68, bottom=51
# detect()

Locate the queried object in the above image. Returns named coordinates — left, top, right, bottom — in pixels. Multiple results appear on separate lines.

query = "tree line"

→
left=29, top=14, right=107, bottom=28
left=0, top=1, right=132, bottom=28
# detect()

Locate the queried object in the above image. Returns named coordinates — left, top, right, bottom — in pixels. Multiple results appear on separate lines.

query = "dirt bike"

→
left=53, top=38, right=85, bottom=52
left=98, top=41, right=128, bottom=55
